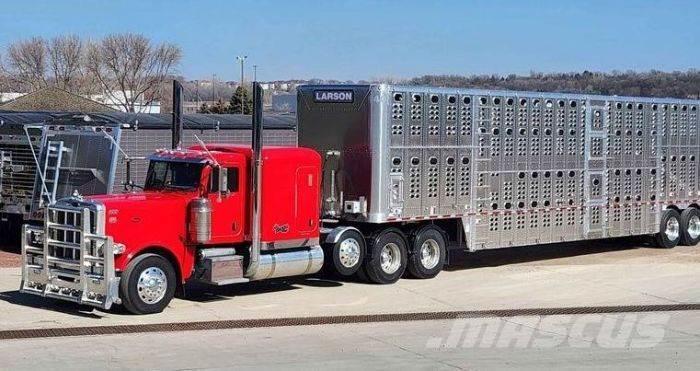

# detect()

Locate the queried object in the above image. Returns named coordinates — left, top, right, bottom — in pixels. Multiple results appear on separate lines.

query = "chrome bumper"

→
left=20, top=203, right=121, bottom=310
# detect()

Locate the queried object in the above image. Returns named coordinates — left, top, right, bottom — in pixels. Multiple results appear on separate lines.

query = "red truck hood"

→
left=86, top=191, right=195, bottom=250
left=87, top=191, right=195, bottom=223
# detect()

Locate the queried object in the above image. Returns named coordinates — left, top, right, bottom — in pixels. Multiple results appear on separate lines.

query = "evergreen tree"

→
left=198, top=103, right=210, bottom=113
left=210, top=98, right=227, bottom=114
left=229, top=86, right=253, bottom=114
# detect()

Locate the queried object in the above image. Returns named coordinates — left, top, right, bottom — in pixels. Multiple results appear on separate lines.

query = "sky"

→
left=0, top=0, right=698, bottom=82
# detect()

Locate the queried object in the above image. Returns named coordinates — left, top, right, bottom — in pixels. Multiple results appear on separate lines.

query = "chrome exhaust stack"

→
left=245, top=82, right=264, bottom=279
left=171, top=79, right=183, bottom=150
left=244, top=82, right=324, bottom=280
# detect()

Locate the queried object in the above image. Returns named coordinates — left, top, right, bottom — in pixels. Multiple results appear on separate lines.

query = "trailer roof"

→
left=383, top=84, right=700, bottom=105
left=0, top=111, right=297, bottom=130
left=299, top=84, right=700, bottom=104
left=0, top=111, right=60, bottom=125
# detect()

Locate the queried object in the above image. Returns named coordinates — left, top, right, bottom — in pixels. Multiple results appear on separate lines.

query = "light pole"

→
left=253, top=65, right=258, bottom=81
left=236, top=55, right=247, bottom=89
left=212, top=73, right=217, bottom=101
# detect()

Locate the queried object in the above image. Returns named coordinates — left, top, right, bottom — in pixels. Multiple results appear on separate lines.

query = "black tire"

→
left=407, top=226, right=446, bottom=279
left=363, top=229, right=407, bottom=284
left=120, top=253, right=176, bottom=315
left=655, top=209, right=682, bottom=249
left=680, top=208, right=700, bottom=246
left=323, top=229, right=366, bottom=277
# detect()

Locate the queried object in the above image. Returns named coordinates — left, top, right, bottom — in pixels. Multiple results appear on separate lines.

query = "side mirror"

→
left=218, top=167, right=228, bottom=193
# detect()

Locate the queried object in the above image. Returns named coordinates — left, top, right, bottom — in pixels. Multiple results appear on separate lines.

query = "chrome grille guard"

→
left=20, top=199, right=121, bottom=309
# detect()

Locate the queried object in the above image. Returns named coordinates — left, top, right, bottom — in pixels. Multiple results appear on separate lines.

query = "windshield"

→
left=145, top=160, right=203, bottom=190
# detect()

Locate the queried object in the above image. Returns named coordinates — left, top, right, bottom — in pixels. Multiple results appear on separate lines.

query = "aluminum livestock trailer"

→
left=298, top=85, right=700, bottom=256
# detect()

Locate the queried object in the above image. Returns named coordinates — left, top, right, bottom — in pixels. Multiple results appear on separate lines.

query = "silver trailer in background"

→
left=0, top=113, right=57, bottom=221
left=0, top=112, right=297, bottom=230
left=298, top=85, right=700, bottom=263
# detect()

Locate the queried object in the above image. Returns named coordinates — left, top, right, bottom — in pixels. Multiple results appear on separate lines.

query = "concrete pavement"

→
left=0, top=239, right=699, bottom=331
left=2, top=311, right=700, bottom=370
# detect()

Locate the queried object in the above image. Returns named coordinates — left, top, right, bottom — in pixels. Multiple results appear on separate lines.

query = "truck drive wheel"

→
left=680, top=208, right=700, bottom=246
left=407, top=226, right=446, bottom=279
left=324, top=229, right=366, bottom=277
left=363, top=229, right=407, bottom=284
left=656, top=209, right=682, bottom=249
left=120, top=253, right=176, bottom=315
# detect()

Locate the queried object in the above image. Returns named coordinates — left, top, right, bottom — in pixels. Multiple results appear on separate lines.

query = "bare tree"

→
left=86, top=33, right=181, bottom=112
left=6, top=37, right=48, bottom=90
left=47, top=35, right=83, bottom=91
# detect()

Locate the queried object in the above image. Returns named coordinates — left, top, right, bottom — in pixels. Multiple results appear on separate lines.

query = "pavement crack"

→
left=533, top=265, right=685, bottom=304
left=364, top=333, right=470, bottom=370
left=396, top=285, right=459, bottom=309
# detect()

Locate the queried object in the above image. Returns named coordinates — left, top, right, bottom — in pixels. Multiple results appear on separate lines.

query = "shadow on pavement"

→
left=0, top=235, right=657, bottom=315
left=445, top=236, right=654, bottom=271
left=181, top=277, right=343, bottom=303
left=0, top=290, right=102, bottom=319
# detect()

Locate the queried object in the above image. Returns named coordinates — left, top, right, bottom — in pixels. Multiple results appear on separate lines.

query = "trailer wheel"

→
left=120, top=253, right=176, bottom=315
left=680, top=208, right=700, bottom=246
left=407, top=226, right=446, bottom=279
left=655, top=209, right=682, bottom=249
left=363, top=229, right=407, bottom=284
left=324, top=229, right=366, bottom=277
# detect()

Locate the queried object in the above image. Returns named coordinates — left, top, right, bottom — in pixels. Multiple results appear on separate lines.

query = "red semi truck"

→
left=20, top=83, right=700, bottom=314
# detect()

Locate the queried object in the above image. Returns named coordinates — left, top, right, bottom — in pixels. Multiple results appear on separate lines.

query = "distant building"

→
left=0, top=92, right=26, bottom=103
left=271, top=93, right=297, bottom=113
left=89, top=90, right=161, bottom=113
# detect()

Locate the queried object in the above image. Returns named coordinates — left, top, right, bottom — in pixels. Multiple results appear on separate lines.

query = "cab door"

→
left=295, top=166, right=319, bottom=234
left=208, top=164, right=246, bottom=243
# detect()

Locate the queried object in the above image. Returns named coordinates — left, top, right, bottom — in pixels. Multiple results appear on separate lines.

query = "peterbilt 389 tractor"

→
left=21, top=82, right=700, bottom=314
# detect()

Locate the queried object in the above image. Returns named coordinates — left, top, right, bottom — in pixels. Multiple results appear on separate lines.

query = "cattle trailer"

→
left=298, top=85, right=700, bottom=251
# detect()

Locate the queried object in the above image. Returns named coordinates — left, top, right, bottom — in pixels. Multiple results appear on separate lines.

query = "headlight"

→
left=30, top=230, right=44, bottom=245
left=113, top=243, right=126, bottom=255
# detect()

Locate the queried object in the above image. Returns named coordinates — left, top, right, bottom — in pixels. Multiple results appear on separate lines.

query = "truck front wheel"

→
left=120, top=253, right=176, bottom=315
left=363, top=229, right=407, bottom=284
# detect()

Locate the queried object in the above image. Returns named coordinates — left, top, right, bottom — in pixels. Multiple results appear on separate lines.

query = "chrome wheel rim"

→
left=688, top=215, right=700, bottom=240
left=380, top=243, right=401, bottom=274
left=420, top=239, right=440, bottom=270
left=338, top=238, right=361, bottom=268
left=137, top=267, right=167, bottom=304
left=665, top=217, right=680, bottom=241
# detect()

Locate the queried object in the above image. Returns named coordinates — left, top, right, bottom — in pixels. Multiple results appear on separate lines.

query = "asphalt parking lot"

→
left=0, top=238, right=699, bottom=369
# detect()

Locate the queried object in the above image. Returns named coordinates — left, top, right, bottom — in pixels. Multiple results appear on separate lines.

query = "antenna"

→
left=194, top=134, right=220, bottom=167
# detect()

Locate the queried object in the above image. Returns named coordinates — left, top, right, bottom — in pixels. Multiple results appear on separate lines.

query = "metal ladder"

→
left=39, top=141, right=67, bottom=207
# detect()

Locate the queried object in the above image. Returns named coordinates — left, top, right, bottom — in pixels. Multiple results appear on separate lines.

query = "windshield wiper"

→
left=163, top=184, right=195, bottom=190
